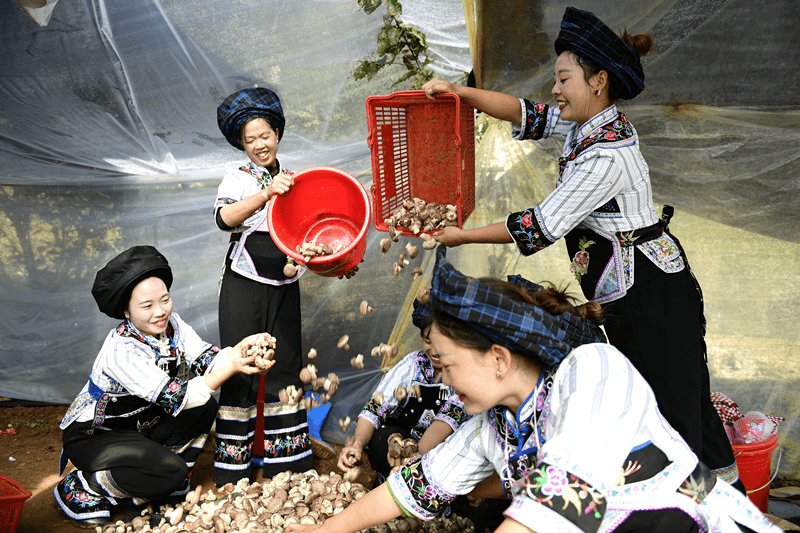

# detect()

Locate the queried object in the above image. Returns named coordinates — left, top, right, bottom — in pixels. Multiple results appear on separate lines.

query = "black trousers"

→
left=62, top=399, right=217, bottom=500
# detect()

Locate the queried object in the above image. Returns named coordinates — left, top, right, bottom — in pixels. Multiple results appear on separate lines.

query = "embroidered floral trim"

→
left=521, top=101, right=550, bottom=140
left=191, top=346, right=219, bottom=376
left=216, top=439, right=253, bottom=464
left=558, top=115, right=634, bottom=180
left=517, top=463, right=606, bottom=524
left=392, top=456, right=457, bottom=518
left=155, top=378, right=187, bottom=415
left=569, top=236, right=595, bottom=283
left=637, top=235, right=685, bottom=274
left=507, top=208, right=556, bottom=255
left=489, top=368, right=555, bottom=495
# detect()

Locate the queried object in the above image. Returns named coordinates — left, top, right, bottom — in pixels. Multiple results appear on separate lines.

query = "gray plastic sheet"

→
left=1, top=0, right=798, bottom=478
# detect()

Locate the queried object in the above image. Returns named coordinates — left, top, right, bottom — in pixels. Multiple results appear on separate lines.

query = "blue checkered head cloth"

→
left=412, top=297, right=434, bottom=333
left=217, top=88, right=285, bottom=150
left=429, top=246, right=605, bottom=366
left=554, top=7, right=645, bottom=100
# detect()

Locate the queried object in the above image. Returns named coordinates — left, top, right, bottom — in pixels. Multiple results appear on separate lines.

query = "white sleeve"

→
left=182, top=375, right=214, bottom=410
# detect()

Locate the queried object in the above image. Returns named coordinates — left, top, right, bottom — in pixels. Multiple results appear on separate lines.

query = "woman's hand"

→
left=337, top=437, right=363, bottom=471
left=422, top=78, right=458, bottom=100
left=231, top=334, right=275, bottom=375
left=431, top=226, right=467, bottom=247
left=267, top=170, right=294, bottom=199
left=284, top=524, right=322, bottom=533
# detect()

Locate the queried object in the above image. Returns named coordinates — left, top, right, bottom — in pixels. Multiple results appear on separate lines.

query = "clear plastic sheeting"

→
left=2, top=0, right=799, bottom=479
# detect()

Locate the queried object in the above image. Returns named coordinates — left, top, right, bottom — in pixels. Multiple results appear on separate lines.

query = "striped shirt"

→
left=512, top=100, right=658, bottom=239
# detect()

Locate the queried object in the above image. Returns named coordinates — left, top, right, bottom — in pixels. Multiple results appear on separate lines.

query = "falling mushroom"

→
left=359, top=300, right=374, bottom=315
left=337, top=335, right=350, bottom=350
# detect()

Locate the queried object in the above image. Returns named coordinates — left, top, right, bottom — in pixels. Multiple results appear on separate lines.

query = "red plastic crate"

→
left=366, top=90, right=475, bottom=236
left=0, top=476, right=31, bottom=533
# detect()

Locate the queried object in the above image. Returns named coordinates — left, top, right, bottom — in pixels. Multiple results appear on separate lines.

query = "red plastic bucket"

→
left=732, top=433, right=779, bottom=512
left=267, top=166, right=371, bottom=277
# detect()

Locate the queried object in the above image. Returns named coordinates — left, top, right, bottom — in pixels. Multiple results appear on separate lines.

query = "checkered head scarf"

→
left=429, top=246, right=605, bottom=366
left=554, top=7, right=645, bottom=100
left=217, top=88, right=285, bottom=150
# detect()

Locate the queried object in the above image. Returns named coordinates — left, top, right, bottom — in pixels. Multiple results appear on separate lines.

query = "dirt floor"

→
left=2, top=403, right=800, bottom=533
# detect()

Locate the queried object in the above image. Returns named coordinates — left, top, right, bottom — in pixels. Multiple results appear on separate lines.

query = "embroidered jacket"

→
left=386, top=343, right=776, bottom=533
left=359, top=350, right=469, bottom=438
left=60, top=312, right=222, bottom=432
left=214, top=161, right=305, bottom=285
left=505, top=101, right=684, bottom=303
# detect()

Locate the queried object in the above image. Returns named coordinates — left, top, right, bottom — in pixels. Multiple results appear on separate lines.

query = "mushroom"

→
left=337, top=335, right=350, bottom=350
left=420, top=233, right=437, bottom=250
left=416, top=287, right=430, bottom=304
left=338, top=416, right=351, bottom=432
left=299, top=364, right=318, bottom=384
left=398, top=253, right=409, bottom=267
left=307, top=347, right=318, bottom=359
left=284, top=257, right=298, bottom=277
left=410, top=267, right=423, bottom=279
left=359, top=300, right=374, bottom=315
left=379, top=238, right=392, bottom=253
left=404, top=242, right=419, bottom=259
left=392, top=262, right=401, bottom=276
left=350, top=354, right=364, bottom=370
left=372, top=391, right=384, bottom=405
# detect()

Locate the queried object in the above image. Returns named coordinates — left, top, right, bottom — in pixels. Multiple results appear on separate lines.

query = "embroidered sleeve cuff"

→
left=434, top=401, right=469, bottom=431
left=506, top=207, right=557, bottom=256
left=155, top=378, right=189, bottom=415
left=515, top=99, right=551, bottom=141
left=191, top=345, right=221, bottom=376
left=507, top=462, right=606, bottom=533
left=386, top=457, right=457, bottom=521
left=357, top=410, right=381, bottom=430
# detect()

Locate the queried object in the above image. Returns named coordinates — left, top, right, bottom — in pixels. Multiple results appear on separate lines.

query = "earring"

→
left=594, top=89, right=601, bottom=96
left=496, top=371, right=502, bottom=378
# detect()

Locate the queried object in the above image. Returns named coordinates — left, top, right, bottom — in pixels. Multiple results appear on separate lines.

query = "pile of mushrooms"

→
left=384, top=198, right=458, bottom=242
left=296, top=240, right=345, bottom=259
left=99, top=470, right=474, bottom=533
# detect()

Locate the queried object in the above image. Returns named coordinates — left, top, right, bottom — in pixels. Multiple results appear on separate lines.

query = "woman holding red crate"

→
left=421, top=6, right=743, bottom=493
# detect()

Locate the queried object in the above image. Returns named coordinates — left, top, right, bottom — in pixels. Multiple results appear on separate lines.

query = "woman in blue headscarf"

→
left=286, top=246, right=776, bottom=533
left=213, top=88, right=313, bottom=484
left=421, top=6, right=742, bottom=491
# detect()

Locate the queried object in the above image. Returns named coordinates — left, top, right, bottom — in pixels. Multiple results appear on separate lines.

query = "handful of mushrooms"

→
left=102, top=469, right=474, bottom=533
left=245, top=333, right=276, bottom=371
left=384, top=198, right=458, bottom=241
left=297, top=240, right=345, bottom=259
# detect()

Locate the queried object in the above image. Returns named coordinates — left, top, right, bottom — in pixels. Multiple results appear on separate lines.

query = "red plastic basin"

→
left=267, top=166, right=371, bottom=277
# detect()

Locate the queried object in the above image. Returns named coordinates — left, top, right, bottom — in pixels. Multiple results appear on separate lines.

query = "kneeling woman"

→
left=287, top=246, right=776, bottom=533
left=54, top=246, right=274, bottom=526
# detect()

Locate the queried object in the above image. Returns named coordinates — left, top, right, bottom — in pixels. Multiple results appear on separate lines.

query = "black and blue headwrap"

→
left=217, top=87, right=285, bottom=150
left=554, top=7, right=645, bottom=100
left=429, top=246, right=605, bottom=366
left=411, top=297, right=434, bottom=333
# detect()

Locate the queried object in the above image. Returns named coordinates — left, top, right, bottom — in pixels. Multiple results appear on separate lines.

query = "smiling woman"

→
left=53, top=246, right=273, bottom=527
